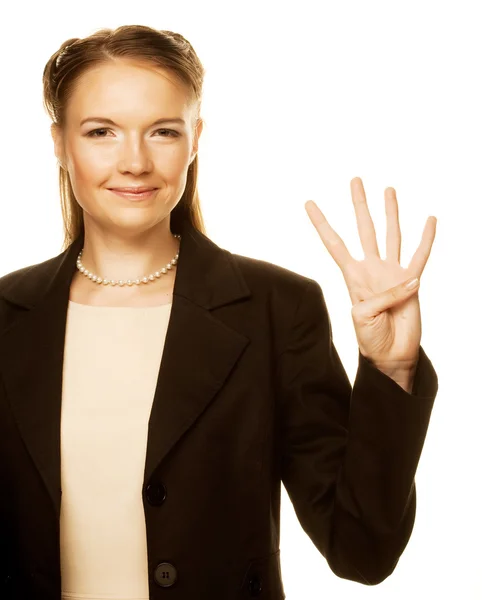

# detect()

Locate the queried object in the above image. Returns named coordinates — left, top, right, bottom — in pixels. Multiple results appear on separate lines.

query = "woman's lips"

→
left=109, top=188, right=158, bottom=200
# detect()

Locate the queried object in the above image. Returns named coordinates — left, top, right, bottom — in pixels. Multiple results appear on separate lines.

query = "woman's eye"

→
left=87, top=128, right=109, bottom=137
left=86, top=128, right=178, bottom=138
left=156, top=128, right=179, bottom=137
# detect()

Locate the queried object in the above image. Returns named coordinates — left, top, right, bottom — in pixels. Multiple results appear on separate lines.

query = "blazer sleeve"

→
left=277, top=278, right=438, bottom=585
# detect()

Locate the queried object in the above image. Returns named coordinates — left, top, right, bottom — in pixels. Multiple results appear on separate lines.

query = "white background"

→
left=1, top=1, right=480, bottom=598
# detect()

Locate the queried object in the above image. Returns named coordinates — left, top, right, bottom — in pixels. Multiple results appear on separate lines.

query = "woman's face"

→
left=51, top=59, right=203, bottom=235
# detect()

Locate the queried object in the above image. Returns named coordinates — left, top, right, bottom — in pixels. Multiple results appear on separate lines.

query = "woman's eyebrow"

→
left=79, top=117, right=186, bottom=126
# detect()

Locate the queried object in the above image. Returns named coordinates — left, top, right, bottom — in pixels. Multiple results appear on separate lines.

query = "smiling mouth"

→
left=108, top=188, right=158, bottom=200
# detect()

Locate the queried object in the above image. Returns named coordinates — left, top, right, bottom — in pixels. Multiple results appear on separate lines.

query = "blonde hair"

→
left=42, top=25, right=207, bottom=252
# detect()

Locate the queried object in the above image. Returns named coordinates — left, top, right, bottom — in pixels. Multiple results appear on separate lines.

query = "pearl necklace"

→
left=75, top=234, right=181, bottom=287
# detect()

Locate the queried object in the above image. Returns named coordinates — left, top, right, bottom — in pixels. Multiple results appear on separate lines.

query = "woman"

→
left=0, top=24, right=438, bottom=600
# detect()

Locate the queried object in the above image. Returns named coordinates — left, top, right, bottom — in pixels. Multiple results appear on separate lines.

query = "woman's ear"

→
left=50, top=123, right=66, bottom=168
left=190, top=118, right=204, bottom=163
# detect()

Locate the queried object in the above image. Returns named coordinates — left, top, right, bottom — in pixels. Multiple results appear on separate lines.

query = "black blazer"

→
left=0, top=218, right=438, bottom=599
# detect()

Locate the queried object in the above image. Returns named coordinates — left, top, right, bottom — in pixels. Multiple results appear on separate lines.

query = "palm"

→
left=305, top=177, right=436, bottom=368
left=342, top=254, right=421, bottom=364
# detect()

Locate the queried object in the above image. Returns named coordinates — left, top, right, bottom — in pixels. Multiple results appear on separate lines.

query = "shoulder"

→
left=0, top=253, right=61, bottom=297
left=227, top=251, right=329, bottom=354
left=0, top=264, right=36, bottom=296
left=228, top=249, right=322, bottom=303
left=0, top=263, right=36, bottom=331
left=0, top=253, right=65, bottom=326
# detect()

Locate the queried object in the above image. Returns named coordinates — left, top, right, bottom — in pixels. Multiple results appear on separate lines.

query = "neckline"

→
left=68, top=300, right=172, bottom=308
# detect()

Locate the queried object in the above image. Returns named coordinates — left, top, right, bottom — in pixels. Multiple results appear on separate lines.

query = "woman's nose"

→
left=118, top=146, right=153, bottom=174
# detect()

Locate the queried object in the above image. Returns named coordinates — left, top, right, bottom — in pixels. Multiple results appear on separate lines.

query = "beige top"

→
left=60, top=299, right=173, bottom=600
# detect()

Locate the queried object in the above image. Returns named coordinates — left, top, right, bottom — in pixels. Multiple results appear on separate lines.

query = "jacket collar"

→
left=0, top=218, right=250, bottom=311
left=0, top=218, right=251, bottom=519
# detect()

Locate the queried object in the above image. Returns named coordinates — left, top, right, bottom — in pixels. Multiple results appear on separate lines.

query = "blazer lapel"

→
left=0, top=219, right=251, bottom=520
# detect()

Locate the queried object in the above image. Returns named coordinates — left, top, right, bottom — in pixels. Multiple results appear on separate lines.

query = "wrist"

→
left=374, top=363, right=417, bottom=394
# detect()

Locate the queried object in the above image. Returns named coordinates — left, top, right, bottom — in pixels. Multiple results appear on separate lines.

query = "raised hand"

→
left=304, top=177, right=437, bottom=377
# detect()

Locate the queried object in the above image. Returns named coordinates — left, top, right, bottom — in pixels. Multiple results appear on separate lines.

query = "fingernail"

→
left=405, top=277, right=419, bottom=289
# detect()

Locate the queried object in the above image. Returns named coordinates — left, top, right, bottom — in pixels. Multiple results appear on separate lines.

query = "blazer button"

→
left=146, top=482, right=167, bottom=506
left=248, top=573, right=263, bottom=596
left=154, top=562, right=178, bottom=587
